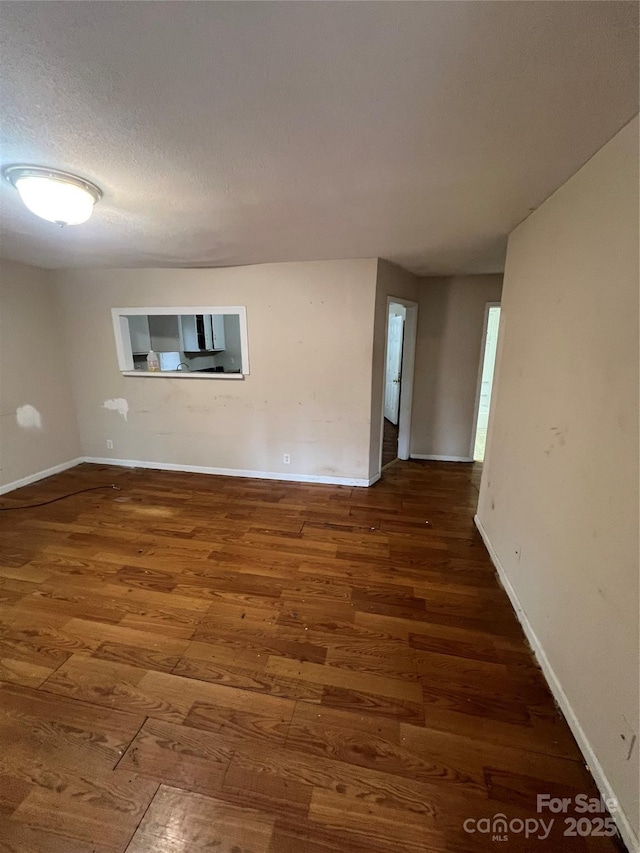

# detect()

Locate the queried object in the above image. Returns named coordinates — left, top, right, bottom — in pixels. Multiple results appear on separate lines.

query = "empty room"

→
left=0, top=2, right=638, bottom=852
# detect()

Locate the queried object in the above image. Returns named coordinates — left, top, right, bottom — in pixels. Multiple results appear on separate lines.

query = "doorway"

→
left=379, top=298, right=418, bottom=472
left=383, top=303, right=405, bottom=466
left=472, top=303, right=501, bottom=462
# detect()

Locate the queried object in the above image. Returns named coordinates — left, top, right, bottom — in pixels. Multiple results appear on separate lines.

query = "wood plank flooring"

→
left=382, top=418, right=399, bottom=467
left=0, top=461, right=624, bottom=852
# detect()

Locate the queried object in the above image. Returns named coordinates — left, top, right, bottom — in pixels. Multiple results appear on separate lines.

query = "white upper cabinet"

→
left=179, top=314, right=225, bottom=352
left=212, top=315, right=225, bottom=350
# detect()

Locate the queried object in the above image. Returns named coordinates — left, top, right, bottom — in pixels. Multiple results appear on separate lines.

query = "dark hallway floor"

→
left=382, top=417, right=399, bottom=467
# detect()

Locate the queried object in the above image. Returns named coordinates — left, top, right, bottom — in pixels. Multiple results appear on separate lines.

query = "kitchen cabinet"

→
left=128, top=315, right=151, bottom=354
left=179, top=314, right=225, bottom=352
left=211, top=315, right=225, bottom=350
left=148, top=315, right=181, bottom=352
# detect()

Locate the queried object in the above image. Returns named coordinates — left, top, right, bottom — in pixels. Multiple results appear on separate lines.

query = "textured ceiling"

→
left=0, top=1, right=637, bottom=274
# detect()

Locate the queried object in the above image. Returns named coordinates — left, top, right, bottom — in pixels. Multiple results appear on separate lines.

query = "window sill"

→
left=121, top=371, right=245, bottom=380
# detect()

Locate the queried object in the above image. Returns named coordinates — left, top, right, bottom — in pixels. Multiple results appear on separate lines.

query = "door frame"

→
left=378, top=296, right=418, bottom=472
left=469, top=301, right=501, bottom=460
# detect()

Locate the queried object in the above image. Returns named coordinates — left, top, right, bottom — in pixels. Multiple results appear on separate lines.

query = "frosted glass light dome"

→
left=3, top=166, right=102, bottom=226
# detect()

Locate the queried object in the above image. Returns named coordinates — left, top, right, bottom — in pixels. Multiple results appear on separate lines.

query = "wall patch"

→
left=16, top=404, right=42, bottom=430
left=103, top=398, right=129, bottom=421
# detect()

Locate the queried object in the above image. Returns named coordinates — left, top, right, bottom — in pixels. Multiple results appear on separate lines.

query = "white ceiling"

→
left=0, top=1, right=637, bottom=274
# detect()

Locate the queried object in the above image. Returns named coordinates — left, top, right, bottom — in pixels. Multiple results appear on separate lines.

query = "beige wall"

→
left=477, top=117, right=639, bottom=844
left=0, top=259, right=81, bottom=490
left=53, top=260, right=378, bottom=483
left=411, top=275, right=503, bottom=460
left=369, top=259, right=420, bottom=478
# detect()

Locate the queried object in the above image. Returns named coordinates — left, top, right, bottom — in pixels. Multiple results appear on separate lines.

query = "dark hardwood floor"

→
left=382, top=418, right=399, bottom=468
left=0, top=461, right=623, bottom=852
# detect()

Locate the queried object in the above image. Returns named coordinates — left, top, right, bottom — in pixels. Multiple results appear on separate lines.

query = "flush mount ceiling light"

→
left=2, top=165, right=102, bottom=226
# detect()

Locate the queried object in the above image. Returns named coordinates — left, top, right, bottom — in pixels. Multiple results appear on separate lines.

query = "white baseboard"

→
left=0, top=457, right=85, bottom=496
left=1, top=455, right=380, bottom=494
left=411, top=453, right=474, bottom=463
left=474, top=514, right=638, bottom=853
left=84, top=456, right=375, bottom=488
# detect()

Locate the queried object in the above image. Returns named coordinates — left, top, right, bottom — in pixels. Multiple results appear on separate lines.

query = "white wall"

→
left=0, top=259, right=81, bottom=491
left=411, top=275, right=503, bottom=460
left=477, top=116, right=639, bottom=848
left=53, top=260, right=378, bottom=483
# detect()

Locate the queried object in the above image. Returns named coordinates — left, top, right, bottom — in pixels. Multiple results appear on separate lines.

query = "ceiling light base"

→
left=3, top=164, right=102, bottom=226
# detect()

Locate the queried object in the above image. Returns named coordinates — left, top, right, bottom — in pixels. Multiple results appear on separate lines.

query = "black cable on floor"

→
left=0, top=484, right=121, bottom=511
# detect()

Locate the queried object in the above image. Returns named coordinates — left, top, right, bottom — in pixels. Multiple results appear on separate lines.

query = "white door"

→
left=384, top=313, right=404, bottom=424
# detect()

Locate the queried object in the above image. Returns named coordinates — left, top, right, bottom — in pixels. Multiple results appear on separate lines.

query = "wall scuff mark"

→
left=103, top=398, right=129, bottom=421
left=16, top=404, right=42, bottom=430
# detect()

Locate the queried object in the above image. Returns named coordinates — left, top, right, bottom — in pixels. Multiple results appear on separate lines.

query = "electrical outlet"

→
left=106, top=440, right=114, bottom=450
left=283, top=453, right=290, bottom=464
left=620, top=715, right=637, bottom=762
